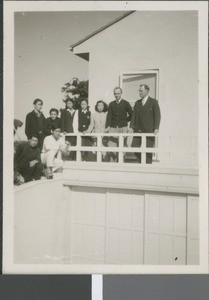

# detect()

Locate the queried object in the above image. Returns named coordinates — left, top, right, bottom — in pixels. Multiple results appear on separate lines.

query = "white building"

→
left=13, top=11, right=199, bottom=270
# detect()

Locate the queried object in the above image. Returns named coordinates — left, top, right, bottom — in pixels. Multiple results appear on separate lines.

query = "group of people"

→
left=14, top=84, right=161, bottom=184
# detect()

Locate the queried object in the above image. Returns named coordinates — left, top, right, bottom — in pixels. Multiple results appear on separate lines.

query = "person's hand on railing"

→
left=128, top=128, right=134, bottom=133
left=104, top=127, right=110, bottom=133
left=154, top=129, right=159, bottom=135
left=65, top=140, right=71, bottom=146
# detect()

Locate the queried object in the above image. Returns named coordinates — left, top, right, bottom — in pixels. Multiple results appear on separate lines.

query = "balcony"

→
left=62, top=133, right=198, bottom=195
left=12, top=132, right=199, bottom=269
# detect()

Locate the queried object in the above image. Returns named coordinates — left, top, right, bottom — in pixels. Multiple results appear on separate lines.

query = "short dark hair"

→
left=33, top=98, right=43, bottom=105
left=65, top=98, right=75, bottom=109
left=51, top=124, right=61, bottom=132
left=49, top=108, right=59, bottom=115
left=113, top=87, right=122, bottom=93
left=95, top=100, right=108, bottom=112
left=139, top=84, right=150, bottom=91
left=80, top=98, right=89, bottom=110
left=80, top=98, right=88, bottom=104
left=29, top=134, right=39, bottom=140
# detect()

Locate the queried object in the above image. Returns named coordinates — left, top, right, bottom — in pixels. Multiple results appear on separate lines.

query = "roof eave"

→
left=70, top=11, right=135, bottom=51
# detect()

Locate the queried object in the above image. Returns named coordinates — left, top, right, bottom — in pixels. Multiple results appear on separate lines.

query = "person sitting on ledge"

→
left=41, top=125, right=70, bottom=179
left=14, top=134, right=42, bottom=184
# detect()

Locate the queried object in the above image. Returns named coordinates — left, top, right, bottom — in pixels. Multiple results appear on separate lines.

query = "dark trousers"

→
left=66, top=136, right=77, bottom=161
left=131, top=136, right=155, bottom=164
left=81, top=136, right=94, bottom=161
left=19, top=162, right=43, bottom=183
left=38, top=133, right=45, bottom=149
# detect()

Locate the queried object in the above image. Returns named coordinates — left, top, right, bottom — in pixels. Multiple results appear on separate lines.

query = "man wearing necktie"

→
left=105, top=87, right=133, bottom=162
left=130, top=84, right=161, bottom=164
left=25, top=98, right=46, bottom=149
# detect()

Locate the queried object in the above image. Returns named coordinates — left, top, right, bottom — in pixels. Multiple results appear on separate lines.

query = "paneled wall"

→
left=14, top=180, right=199, bottom=265
left=66, top=186, right=199, bottom=265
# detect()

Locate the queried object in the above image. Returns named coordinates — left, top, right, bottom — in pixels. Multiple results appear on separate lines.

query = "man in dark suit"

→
left=105, top=87, right=133, bottom=162
left=130, top=84, right=161, bottom=164
left=25, top=98, right=46, bottom=148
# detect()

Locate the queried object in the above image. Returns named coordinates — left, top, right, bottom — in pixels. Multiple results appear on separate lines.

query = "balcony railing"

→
left=64, top=133, right=198, bottom=168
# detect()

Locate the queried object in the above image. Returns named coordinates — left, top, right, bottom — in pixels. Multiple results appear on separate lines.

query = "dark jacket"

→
left=25, top=110, right=46, bottom=139
left=78, top=109, right=91, bottom=132
left=45, top=117, right=61, bottom=136
left=106, top=99, right=133, bottom=128
left=61, top=109, right=76, bottom=133
left=130, top=97, right=161, bottom=133
left=14, top=142, right=41, bottom=171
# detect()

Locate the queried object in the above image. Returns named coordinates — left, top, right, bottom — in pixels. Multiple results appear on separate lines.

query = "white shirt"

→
left=67, top=108, right=75, bottom=115
left=42, top=135, right=68, bottom=153
left=115, top=98, right=122, bottom=104
left=142, top=95, right=149, bottom=106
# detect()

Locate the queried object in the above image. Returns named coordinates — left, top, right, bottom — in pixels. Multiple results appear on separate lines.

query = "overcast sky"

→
left=14, top=11, right=124, bottom=139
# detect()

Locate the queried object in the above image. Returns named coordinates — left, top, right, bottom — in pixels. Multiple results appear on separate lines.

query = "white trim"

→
left=92, top=275, right=103, bottom=300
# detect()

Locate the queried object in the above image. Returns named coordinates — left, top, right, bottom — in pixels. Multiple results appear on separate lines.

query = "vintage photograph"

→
left=3, top=1, right=208, bottom=274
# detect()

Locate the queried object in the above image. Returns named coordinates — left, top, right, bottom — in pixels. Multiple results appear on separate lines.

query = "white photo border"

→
left=3, top=1, right=208, bottom=274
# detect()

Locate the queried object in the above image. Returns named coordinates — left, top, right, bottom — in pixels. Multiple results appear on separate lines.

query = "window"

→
left=120, top=70, right=159, bottom=107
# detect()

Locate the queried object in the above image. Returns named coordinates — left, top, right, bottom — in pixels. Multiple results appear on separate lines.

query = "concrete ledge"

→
left=63, top=162, right=199, bottom=195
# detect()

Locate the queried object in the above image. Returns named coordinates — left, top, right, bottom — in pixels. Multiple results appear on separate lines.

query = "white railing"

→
left=64, top=133, right=198, bottom=168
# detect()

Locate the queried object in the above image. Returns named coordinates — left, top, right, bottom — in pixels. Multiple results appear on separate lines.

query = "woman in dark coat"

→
left=45, top=108, right=61, bottom=136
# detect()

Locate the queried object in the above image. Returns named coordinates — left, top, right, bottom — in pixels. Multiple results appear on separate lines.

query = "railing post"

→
left=97, top=135, right=102, bottom=163
left=76, top=134, right=81, bottom=162
left=118, top=134, right=124, bottom=164
left=141, top=134, right=146, bottom=165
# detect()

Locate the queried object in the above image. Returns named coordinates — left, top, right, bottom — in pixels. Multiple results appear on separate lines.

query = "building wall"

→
left=13, top=171, right=199, bottom=265
left=74, top=11, right=198, bottom=139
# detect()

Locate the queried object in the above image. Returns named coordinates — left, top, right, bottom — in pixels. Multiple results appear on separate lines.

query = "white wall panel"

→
left=160, top=235, right=174, bottom=264
left=160, top=196, right=174, bottom=232
left=106, top=228, right=120, bottom=263
left=106, top=192, right=120, bottom=227
left=187, top=196, right=199, bottom=264
left=173, top=237, right=186, bottom=265
left=145, top=233, right=160, bottom=264
left=131, top=232, right=144, bottom=264
left=94, top=227, right=106, bottom=261
left=119, top=230, right=133, bottom=264
left=132, top=193, right=144, bottom=229
left=14, top=182, right=199, bottom=265
left=72, top=224, right=83, bottom=260
left=174, top=196, right=187, bottom=233
left=146, top=195, right=160, bottom=231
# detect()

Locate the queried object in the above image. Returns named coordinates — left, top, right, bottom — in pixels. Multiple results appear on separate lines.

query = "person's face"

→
left=81, top=101, right=88, bottom=110
left=97, top=102, right=104, bottom=112
left=139, top=86, right=149, bottom=99
left=52, top=128, right=61, bottom=139
left=114, top=89, right=122, bottom=101
left=29, top=137, right=38, bottom=147
left=50, top=111, right=58, bottom=120
left=34, top=101, right=43, bottom=111
left=66, top=101, right=74, bottom=109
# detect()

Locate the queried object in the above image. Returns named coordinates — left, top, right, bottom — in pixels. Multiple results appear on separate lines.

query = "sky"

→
left=14, top=11, right=124, bottom=139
